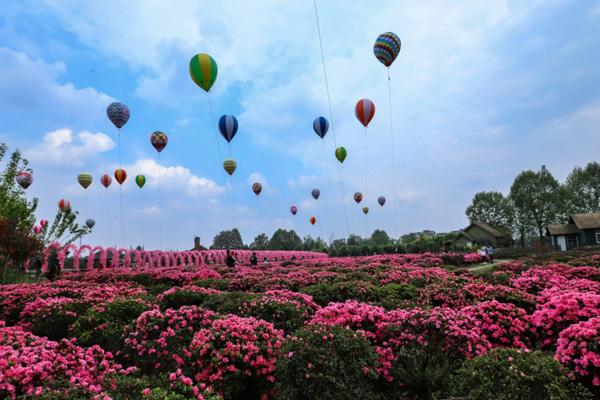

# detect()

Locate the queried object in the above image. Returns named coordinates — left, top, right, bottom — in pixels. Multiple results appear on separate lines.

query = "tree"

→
left=303, top=235, right=327, bottom=252
left=250, top=233, right=269, bottom=250
left=211, top=228, right=244, bottom=249
left=0, top=143, right=89, bottom=278
left=465, top=191, right=513, bottom=234
left=370, top=229, right=391, bottom=246
left=564, top=162, right=600, bottom=214
left=268, top=229, right=302, bottom=250
left=509, top=165, right=564, bottom=241
left=346, top=234, right=364, bottom=247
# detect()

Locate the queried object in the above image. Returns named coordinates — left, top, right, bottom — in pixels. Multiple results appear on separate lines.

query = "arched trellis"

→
left=40, top=243, right=328, bottom=272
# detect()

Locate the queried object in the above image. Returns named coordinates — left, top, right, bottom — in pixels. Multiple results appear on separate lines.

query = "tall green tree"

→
left=509, top=165, right=564, bottom=241
left=268, top=229, right=302, bottom=250
left=465, top=191, right=513, bottom=233
left=370, top=229, right=391, bottom=246
left=211, top=228, right=244, bottom=249
left=564, top=162, right=600, bottom=213
left=303, top=235, right=327, bottom=251
left=250, top=233, right=269, bottom=250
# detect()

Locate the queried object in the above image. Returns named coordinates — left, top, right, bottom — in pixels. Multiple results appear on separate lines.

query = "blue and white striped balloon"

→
left=218, top=114, right=238, bottom=143
left=312, top=116, right=329, bottom=139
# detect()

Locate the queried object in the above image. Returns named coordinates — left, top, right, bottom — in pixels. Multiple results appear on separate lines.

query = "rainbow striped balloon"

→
left=373, top=32, right=401, bottom=67
left=77, top=173, right=93, bottom=189
left=223, top=159, right=237, bottom=176
left=135, top=174, right=146, bottom=188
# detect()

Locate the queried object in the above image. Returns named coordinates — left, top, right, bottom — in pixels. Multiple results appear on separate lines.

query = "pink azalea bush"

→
left=555, top=316, right=600, bottom=386
left=461, top=300, right=532, bottom=349
left=125, top=305, right=217, bottom=372
left=189, top=315, right=284, bottom=397
left=0, top=322, right=134, bottom=399
left=531, top=291, right=600, bottom=348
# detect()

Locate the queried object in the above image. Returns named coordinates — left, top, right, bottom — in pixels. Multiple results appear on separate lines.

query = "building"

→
left=453, top=221, right=510, bottom=248
left=547, top=213, right=600, bottom=251
left=191, top=236, right=207, bottom=251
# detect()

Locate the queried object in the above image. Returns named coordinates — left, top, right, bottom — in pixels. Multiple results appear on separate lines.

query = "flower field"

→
left=1, top=252, right=599, bottom=399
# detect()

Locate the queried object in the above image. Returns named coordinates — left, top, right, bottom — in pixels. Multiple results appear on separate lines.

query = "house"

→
left=547, top=213, right=600, bottom=251
left=453, top=221, right=510, bottom=248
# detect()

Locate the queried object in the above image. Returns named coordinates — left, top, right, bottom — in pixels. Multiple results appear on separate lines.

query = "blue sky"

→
left=1, top=1, right=600, bottom=250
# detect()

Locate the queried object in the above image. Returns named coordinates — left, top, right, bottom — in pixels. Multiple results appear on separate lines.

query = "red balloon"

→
left=355, top=99, right=375, bottom=127
left=40, top=219, right=48, bottom=227
left=58, top=199, right=71, bottom=212
left=310, top=216, right=316, bottom=225
left=114, top=169, right=127, bottom=185
left=101, top=174, right=112, bottom=188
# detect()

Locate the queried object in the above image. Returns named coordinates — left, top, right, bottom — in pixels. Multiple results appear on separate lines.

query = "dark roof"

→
left=457, top=230, right=477, bottom=242
left=466, top=221, right=506, bottom=238
left=546, top=224, right=579, bottom=236
left=570, top=213, right=600, bottom=230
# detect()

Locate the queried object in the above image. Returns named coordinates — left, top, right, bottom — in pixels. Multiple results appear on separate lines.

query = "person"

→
left=225, top=249, right=236, bottom=269
left=250, top=252, right=258, bottom=266
left=46, top=250, right=60, bottom=281
left=488, top=244, right=495, bottom=264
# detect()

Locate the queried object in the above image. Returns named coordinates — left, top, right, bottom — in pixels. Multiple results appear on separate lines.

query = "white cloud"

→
left=26, top=128, right=114, bottom=166
left=0, top=47, right=113, bottom=128
left=126, top=158, right=224, bottom=197
left=247, top=172, right=266, bottom=185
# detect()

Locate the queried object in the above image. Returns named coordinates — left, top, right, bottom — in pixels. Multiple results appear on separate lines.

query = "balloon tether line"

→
left=320, top=139, right=336, bottom=239
left=313, top=0, right=350, bottom=240
left=387, top=67, right=399, bottom=245
left=158, top=153, right=163, bottom=250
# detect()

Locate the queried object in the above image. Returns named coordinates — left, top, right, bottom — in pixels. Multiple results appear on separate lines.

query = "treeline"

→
left=210, top=228, right=457, bottom=255
left=465, top=162, right=600, bottom=246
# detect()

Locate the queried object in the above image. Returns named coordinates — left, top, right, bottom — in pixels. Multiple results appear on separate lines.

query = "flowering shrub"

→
left=0, top=322, right=134, bottom=399
left=555, top=316, right=600, bottom=387
left=125, top=305, right=217, bottom=373
left=71, top=297, right=155, bottom=357
left=309, top=300, right=388, bottom=342
left=461, top=300, right=532, bottom=349
left=450, top=348, right=594, bottom=400
left=239, top=291, right=317, bottom=333
left=189, top=315, right=284, bottom=399
left=275, top=324, right=381, bottom=400
left=530, top=291, right=600, bottom=348
left=19, top=296, right=91, bottom=340
left=376, top=307, right=491, bottom=397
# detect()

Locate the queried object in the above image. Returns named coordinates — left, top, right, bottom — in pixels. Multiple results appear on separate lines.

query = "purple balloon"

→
left=311, top=188, right=320, bottom=200
left=290, top=205, right=298, bottom=215
left=378, top=196, right=386, bottom=206
left=106, top=102, right=130, bottom=129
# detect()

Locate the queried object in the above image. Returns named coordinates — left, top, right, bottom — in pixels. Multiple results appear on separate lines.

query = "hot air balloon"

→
left=290, top=205, right=298, bottom=215
left=374, top=32, right=401, bottom=67
left=252, top=182, right=262, bottom=196
left=362, top=206, right=369, bottom=215
left=313, top=116, right=329, bottom=139
left=354, top=192, right=363, bottom=203
left=310, top=216, right=316, bottom=225
left=85, top=218, right=95, bottom=229
left=40, top=219, right=48, bottom=227
left=150, top=131, right=168, bottom=152
left=114, top=169, right=127, bottom=185
left=15, top=171, right=32, bottom=189
left=135, top=175, right=146, bottom=188
left=189, top=53, right=218, bottom=92
left=311, top=188, right=320, bottom=200
left=218, top=115, right=238, bottom=143
left=101, top=174, right=112, bottom=188
left=77, top=173, right=93, bottom=189
left=378, top=196, right=386, bottom=206
left=58, top=199, right=71, bottom=212
left=355, top=99, right=376, bottom=127
left=33, top=225, right=42, bottom=234
left=335, top=147, right=347, bottom=163
left=223, top=159, right=237, bottom=176
left=106, top=102, right=130, bottom=129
